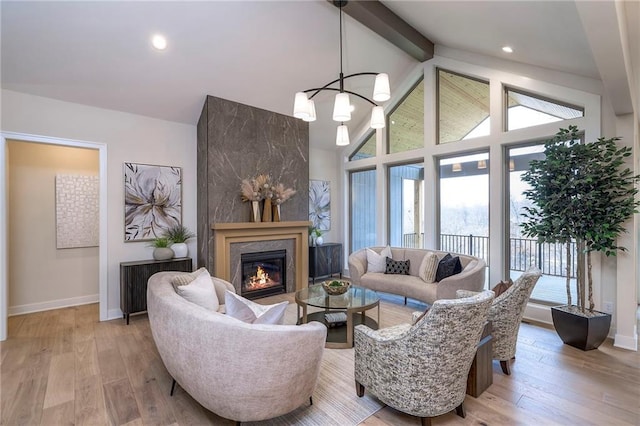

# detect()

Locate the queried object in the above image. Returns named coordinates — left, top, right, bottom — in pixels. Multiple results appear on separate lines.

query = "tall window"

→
left=350, top=169, right=376, bottom=252
left=388, top=79, right=424, bottom=154
left=349, top=131, right=376, bottom=161
left=505, top=88, right=584, bottom=131
left=507, top=144, right=577, bottom=304
left=438, top=69, right=490, bottom=144
left=388, top=163, right=424, bottom=248
left=438, top=153, right=489, bottom=263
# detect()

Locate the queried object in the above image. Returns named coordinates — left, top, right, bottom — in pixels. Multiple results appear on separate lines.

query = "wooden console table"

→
left=120, top=257, right=192, bottom=324
left=466, top=321, right=493, bottom=397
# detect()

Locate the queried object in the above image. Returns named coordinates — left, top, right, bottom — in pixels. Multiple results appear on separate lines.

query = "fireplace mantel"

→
left=212, top=221, right=310, bottom=291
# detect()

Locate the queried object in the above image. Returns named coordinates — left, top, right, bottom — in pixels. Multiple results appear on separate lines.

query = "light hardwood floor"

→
left=1, top=294, right=639, bottom=425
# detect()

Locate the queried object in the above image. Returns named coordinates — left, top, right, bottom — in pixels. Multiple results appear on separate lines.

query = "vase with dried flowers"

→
left=254, top=174, right=273, bottom=222
left=240, top=177, right=263, bottom=222
left=271, top=183, right=297, bottom=222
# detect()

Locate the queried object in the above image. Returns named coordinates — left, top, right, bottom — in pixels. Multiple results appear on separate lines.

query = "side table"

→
left=120, top=257, right=192, bottom=324
left=466, top=321, right=493, bottom=397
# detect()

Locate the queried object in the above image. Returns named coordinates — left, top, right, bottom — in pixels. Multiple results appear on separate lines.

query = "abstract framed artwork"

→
left=309, top=180, right=330, bottom=231
left=55, top=174, right=99, bottom=249
left=124, top=162, right=182, bottom=241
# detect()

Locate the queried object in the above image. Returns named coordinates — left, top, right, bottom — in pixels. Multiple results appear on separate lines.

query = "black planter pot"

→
left=551, top=305, right=612, bottom=351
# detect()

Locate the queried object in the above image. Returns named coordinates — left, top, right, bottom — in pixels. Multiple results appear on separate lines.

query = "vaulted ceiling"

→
left=1, top=1, right=636, bottom=150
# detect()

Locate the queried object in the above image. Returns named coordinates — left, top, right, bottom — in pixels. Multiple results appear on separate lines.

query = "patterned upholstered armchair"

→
left=354, top=291, right=494, bottom=426
left=458, top=266, right=542, bottom=375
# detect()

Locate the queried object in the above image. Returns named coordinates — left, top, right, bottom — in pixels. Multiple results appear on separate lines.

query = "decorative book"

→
left=325, top=312, right=347, bottom=327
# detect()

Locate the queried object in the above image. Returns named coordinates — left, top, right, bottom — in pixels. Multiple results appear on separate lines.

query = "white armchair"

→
left=354, top=291, right=494, bottom=426
left=147, top=272, right=327, bottom=423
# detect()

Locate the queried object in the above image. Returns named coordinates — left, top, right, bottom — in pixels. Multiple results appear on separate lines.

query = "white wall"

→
left=7, top=142, right=99, bottom=313
left=1, top=90, right=197, bottom=319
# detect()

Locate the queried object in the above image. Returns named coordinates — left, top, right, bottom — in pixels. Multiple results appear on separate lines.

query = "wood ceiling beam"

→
left=335, top=0, right=434, bottom=62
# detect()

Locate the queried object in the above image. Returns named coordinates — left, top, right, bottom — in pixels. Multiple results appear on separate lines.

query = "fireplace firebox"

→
left=241, top=250, right=286, bottom=300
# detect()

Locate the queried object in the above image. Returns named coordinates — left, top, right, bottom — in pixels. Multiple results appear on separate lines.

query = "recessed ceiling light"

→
left=502, top=46, right=513, bottom=53
left=152, top=34, right=167, bottom=51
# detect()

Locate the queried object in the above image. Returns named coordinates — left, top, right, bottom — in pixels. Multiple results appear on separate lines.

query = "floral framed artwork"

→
left=124, top=162, right=182, bottom=241
left=309, top=180, right=330, bottom=231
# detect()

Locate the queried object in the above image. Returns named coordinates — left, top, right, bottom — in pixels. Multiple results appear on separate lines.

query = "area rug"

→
left=243, top=303, right=385, bottom=425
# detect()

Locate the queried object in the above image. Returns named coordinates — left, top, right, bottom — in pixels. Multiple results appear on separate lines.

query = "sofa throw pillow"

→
left=385, top=257, right=410, bottom=275
left=224, top=291, right=288, bottom=325
left=171, top=267, right=208, bottom=290
left=418, top=252, right=439, bottom=283
left=174, top=270, right=220, bottom=311
left=492, top=278, right=514, bottom=297
left=366, top=246, right=392, bottom=273
left=435, top=253, right=462, bottom=282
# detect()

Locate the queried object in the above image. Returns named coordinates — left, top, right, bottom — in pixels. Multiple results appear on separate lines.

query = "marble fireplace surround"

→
left=212, top=221, right=310, bottom=294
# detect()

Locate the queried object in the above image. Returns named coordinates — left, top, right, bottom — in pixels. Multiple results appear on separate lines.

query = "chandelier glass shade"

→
left=292, top=1, right=390, bottom=145
left=336, top=124, right=350, bottom=146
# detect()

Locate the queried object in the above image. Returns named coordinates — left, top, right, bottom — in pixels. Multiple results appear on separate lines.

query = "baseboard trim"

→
left=107, top=308, right=124, bottom=321
left=8, top=294, right=98, bottom=316
left=614, top=332, right=638, bottom=351
left=523, top=302, right=553, bottom=326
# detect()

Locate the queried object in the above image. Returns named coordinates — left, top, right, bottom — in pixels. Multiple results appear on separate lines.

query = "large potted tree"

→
left=521, top=125, right=639, bottom=350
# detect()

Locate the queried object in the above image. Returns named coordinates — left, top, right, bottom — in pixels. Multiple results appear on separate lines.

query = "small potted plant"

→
left=150, top=237, right=174, bottom=261
left=309, top=227, right=323, bottom=246
left=163, top=224, right=195, bottom=258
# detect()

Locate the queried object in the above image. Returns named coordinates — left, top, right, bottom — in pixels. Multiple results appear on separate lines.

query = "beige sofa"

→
left=147, top=271, right=327, bottom=423
left=348, top=247, right=486, bottom=304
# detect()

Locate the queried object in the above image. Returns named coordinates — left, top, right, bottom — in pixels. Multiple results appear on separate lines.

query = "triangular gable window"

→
left=506, top=88, right=584, bottom=131
left=349, top=132, right=376, bottom=161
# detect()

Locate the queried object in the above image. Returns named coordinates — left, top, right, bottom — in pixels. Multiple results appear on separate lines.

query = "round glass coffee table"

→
left=295, top=285, right=380, bottom=349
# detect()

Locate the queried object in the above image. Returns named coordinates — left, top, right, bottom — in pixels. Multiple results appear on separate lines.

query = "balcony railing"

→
left=401, top=233, right=576, bottom=278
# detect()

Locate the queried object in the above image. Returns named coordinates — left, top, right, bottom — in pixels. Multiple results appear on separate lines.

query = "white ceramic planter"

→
left=171, top=242, right=188, bottom=258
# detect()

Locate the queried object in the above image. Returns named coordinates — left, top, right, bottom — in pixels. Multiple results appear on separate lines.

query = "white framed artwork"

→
left=309, top=180, right=330, bottom=231
left=55, top=174, right=99, bottom=249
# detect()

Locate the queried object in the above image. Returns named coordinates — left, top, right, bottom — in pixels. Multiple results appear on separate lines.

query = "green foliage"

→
left=149, top=237, right=171, bottom=248
left=163, top=224, right=195, bottom=244
left=520, top=125, right=639, bottom=312
left=309, top=227, right=323, bottom=237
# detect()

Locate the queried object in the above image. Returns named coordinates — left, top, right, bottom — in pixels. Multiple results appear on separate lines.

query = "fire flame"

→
left=247, top=266, right=275, bottom=290
left=254, top=266, right=269, bottom=285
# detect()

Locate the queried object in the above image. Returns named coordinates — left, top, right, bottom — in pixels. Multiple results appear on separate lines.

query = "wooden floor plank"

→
left=43, top=352, right=75, bottom=408
left=103, top=377, right=141, bottom=426
left=117, top=332, right=178, bottom=425
left=97, top=347, right=128, bottom=385
left=1, top=301, right=638, bottom=426
left=75, top=374, right=108, bottom=426
left=75, top=338, right=100, bottom=381
left=41, top=400, right=75, bottom=426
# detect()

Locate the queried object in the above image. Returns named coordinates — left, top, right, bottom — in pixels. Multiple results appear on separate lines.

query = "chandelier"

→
left=292, top=0, right=391, bottom=146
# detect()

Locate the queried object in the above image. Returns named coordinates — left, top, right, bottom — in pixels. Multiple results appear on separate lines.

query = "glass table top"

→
left=295, top=284, right=379, bottom=310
